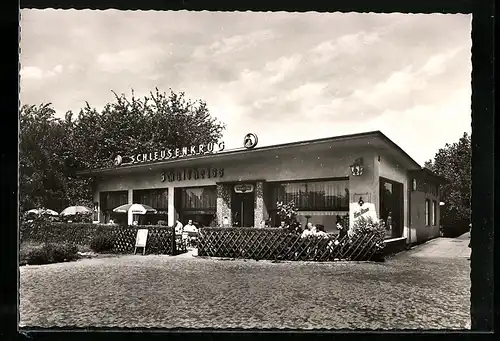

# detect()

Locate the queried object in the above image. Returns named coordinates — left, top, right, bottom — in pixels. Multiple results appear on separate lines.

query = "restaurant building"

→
left=77, top=131, right=447, bottom=245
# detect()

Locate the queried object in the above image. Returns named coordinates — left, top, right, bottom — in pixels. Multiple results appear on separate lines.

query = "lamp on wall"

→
left=350, top=158, right=364, bottom=176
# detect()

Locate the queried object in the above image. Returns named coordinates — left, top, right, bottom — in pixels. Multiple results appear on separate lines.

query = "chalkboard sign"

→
left=134, top=229, right=149, bottom=255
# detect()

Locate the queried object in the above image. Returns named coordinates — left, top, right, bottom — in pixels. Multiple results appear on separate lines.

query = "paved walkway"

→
left=19, top=235, right=471, bottom=329
left=406, top=233, right=470, bottom=259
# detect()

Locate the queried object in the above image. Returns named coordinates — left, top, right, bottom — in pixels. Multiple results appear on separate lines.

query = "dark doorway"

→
left=231, top=192, right=255, bottom=227
left=379, top=177, right=404, bottom=238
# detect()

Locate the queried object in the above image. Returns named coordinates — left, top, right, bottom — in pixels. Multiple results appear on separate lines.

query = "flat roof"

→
left=77, top=130, right=422, bottom=176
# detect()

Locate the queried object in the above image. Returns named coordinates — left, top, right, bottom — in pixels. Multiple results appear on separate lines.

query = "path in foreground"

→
left=19, top=236, right=470, bottom=329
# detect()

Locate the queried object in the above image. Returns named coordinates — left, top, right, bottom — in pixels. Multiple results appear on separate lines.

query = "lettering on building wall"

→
left=161, top=167, right=224, bottom=182
left=353, top=207, right=370, bottom=219
left=115, top=141, right=226, bottom=167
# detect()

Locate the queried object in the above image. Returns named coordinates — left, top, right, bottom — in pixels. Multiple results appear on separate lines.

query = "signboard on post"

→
left=134, top=229, right=149, bottom=255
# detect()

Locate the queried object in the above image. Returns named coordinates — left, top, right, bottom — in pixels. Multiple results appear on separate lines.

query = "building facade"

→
left=78, top=131, right=447, bottom=244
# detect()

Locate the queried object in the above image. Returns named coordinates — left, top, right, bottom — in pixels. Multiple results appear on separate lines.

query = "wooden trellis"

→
left=110, top=226, right=176, bottom=255
left=197, top=227, right=385, bottom=262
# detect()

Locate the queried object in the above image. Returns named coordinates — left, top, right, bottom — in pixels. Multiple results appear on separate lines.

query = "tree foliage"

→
left=19, top=88, right=226, bottom=213
left=424, top=132, right=471, bottom=225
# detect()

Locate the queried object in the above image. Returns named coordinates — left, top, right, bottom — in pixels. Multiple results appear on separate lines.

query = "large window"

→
left=425, top=199, right=430, bottom=226
left=267, top=178, right=349, bottom=211
left=133, top=188, right=168, bottom=225
left=99, top=191, right=128, bottom=224
left=432, top=200, right=437, bottom=226
left=266, top=178, right=349, bottom=232
left=176, top=186, right=217, bottom=227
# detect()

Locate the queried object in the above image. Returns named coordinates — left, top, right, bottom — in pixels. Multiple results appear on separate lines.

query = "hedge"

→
left=20, top=220, right=178, bottom=255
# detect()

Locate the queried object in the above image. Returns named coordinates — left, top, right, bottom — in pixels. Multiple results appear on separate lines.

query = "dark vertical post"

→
left=471, top=0, right=494, bottom=331
left=170, top=225, right=176, bottom=255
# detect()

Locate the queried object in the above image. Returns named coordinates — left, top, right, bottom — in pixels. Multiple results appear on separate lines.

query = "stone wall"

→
left=216, top=183, right=232, bottom=226
left=254, top=181, right=267, bottom=227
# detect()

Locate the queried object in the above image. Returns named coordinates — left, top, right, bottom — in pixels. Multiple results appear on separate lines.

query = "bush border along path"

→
left=20, top=220, right=177, bottom=256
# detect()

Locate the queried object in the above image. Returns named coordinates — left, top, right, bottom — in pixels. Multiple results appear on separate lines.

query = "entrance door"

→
left=379, top=177, right=404, bottom=238
left=231, top=192, right=255, bottom=227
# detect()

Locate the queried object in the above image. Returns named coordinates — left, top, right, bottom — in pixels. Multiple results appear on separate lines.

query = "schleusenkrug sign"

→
left=113, top=141, right=225, bottom=167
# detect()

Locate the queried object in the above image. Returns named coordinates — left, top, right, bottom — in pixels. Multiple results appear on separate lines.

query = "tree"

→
left=71, top=88, right=226, bottom=169
left=19, top=104, right=69, bottom=212
left=19, top=88, right=226, bottom=213
left=424, top=132, right=471, bottom=228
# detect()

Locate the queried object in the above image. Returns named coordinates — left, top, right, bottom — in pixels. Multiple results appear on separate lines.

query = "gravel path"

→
left=19, top=237, right=470, bottom=329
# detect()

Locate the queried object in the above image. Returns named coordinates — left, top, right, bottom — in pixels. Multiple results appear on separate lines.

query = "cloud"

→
left=96, top=46, right=165, bottom=73
left=192, top=29, right=276, bottom=59
left=19, top=10, right=472, bottom=163
left=20, top=64, right=64, bottom=80
left=311, top=31, right=381, bottom=64
left=264, top=54, right=302, bottom=84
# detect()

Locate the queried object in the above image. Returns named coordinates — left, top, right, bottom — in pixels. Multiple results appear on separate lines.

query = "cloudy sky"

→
left=20, top=10, right=472, bottom=165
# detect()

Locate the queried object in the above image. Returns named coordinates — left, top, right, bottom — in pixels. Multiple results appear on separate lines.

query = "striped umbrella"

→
left=60, top=206, right=92, bottom=216
left=26, top=208, right=59, bottom=216
left=112, top=203, right=157, bottom=214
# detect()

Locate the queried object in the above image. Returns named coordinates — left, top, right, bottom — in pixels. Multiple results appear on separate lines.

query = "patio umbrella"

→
left=113, top=203, right=157, bottom=214
left=26, top=208, right=59, bottom=216
left=60, top=206, right=92, bottom=216
left=113, top=203, right=157, bottom=225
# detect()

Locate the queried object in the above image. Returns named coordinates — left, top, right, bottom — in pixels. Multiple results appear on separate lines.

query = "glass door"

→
left=232, top=192, right=255, bottom=227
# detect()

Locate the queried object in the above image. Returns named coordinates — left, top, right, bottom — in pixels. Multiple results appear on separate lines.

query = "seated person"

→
left=301, top=222, right=315, bottom=238
left=175, top=220, right=184, bottom=234
left=183, top=219, right=198, bottom=233
left=315, top=224, right=328, bottom=237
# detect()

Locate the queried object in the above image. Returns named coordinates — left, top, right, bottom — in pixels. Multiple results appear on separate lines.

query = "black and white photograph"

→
left=18, top=9, right=474, bottom=330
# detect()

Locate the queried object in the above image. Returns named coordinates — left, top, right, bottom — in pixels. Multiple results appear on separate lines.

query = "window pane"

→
left=267, top=180, right=349, bottom=210
left=425, top=200, right=430, bottom=226
left=100, top=191, right=128, bottom=211
left=181, top=186, right=216, bottom=210
left=133, top=188, right=168, bottom=210
left=432, top=201, right=437, bottom=225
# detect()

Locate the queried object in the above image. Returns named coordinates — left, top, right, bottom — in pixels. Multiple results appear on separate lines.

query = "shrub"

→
left=276, top=200, right=301, bottom=233
left=20, top=242, right=80, bottom=265
left=350, top=216, right=386, bottom=260
left=60, top=211, right=93, bottom=223
left=90, top=234, right=115, bottom=253
left=20, top=221, right=113, bottom=246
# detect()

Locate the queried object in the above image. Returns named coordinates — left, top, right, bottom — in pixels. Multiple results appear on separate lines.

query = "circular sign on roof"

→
left=114, top=155, right=123, bottom=167
left=243, top=133, right=258, bottom=149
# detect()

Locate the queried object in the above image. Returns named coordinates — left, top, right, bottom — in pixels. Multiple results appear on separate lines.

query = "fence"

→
left=111, top=225, right=176, bottom=255
left=197, top=227, right=385, bottom=261
left=20, top=220, right=179, bottom=255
